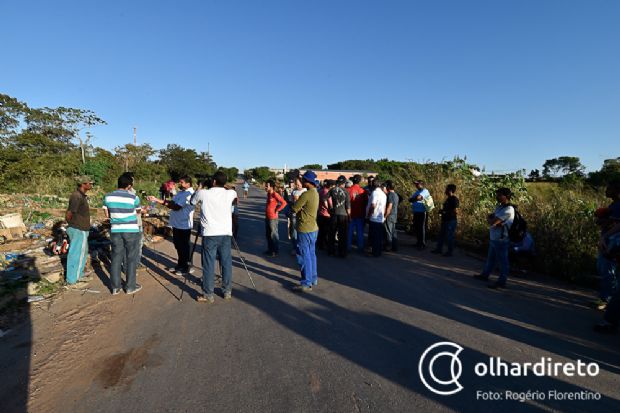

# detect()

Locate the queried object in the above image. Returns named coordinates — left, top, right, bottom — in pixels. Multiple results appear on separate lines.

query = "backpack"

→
left=505, top=204, right=527, bottom=243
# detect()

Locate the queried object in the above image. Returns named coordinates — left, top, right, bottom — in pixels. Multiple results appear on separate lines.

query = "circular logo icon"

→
left=418, top=341, right=464, bottom=396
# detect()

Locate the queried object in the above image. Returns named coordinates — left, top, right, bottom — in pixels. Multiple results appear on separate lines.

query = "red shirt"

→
left=266, top=191, right=287, bottom=219
left=318, top=187, right=331, bottom=218
left=347, top=184, right=368, bottom=219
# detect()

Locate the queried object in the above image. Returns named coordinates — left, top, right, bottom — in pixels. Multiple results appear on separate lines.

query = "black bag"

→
left=506, top=204, right=527, bottom=243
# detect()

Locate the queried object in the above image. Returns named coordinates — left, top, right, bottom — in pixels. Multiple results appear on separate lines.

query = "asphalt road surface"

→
left=1, top=184, right=619, bottom=413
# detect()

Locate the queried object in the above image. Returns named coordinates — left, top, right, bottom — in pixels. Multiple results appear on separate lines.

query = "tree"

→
left=327, top=159, right=378, bottom=171
left=301, top=164, right=322, bottom=170
left=247, top=166, right=275, bottom=182
left=158, top=144, right=217, bottom=180
left=542, top=156, right=585, bottom=178
left=588, top=157, right=620, bottom=186
left=217, top=166, right=240, bottom=184
left=528, top=169, right=541, bottom=180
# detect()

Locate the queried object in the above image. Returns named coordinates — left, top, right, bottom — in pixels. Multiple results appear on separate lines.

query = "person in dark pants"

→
left=366, top=179, right=387, bottom=257
left=148, top=175, right=195, bottom=274
left=317, top=180, right=332, bottom=250
left=103, top=174, right=144, bottom=295
left=409, top=180, right=431, bottom=249
left=383, top=180, right=399, bottom=252
left=432, top=184, right=460, bottom=257
left=264, top=179, right=287, bottom=257
left=327, top=175, right=351, bottom=257
left=65, top=175, right=93, bottom=285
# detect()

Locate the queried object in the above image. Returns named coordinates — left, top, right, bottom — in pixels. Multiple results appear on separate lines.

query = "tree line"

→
left=0, top=93, right=238, bottom=196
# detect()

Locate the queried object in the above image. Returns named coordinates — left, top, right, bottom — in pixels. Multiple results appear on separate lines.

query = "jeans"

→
left=201, top=235, right=232, bottom=296
left=348, top=217, right=365, bottom=251
left=328, top=215, right=349, bottom=257
left=597, top=253, right=617, bottom=301
left=296, top=231, right=318, bottom=287
left=413, top=211, right=427, bottom=247
left=110, top=232, right=141, bottom=291
left=173, top=228, right=192, bottom=270
left=368, top=221, right=384, bottom=256
left=384, top=218, right=398, bottom=251
left=66, top=227, right=89, bottom=284
left=317, top=215, right=331, bottom=250
left=435, top=219, right=457, bottom=254
left=482, top=240, right=510, bottom=285
left=288, top=214, right=298, bottom=250
left=265, top=218, right=279, bottom=254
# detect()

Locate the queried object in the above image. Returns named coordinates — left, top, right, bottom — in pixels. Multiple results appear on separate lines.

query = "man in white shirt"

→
left=148, top=175, right=195, bottom=274
left=474, top=187, right=515, bottom=289
left=366, top=179, right=387, bottom=257
left=191, top=171, right=238, bottom=303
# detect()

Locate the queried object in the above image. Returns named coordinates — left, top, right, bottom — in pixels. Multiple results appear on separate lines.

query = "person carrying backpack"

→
left=474, top=187, right=516, bottom=289
left=327, top=175, right=351, bottom=257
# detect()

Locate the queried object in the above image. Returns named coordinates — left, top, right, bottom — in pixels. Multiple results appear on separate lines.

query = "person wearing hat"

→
left=65, top=175, right=94, bottom=285
left=474, top=187, right=515, bottom=289
left=327, top=175, right=351, bottom=257
left=409, top=180, right=432, bottom=249
left=291, top=170, right=320, bottom=292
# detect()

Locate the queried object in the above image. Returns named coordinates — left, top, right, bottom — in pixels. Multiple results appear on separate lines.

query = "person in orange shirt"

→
left=264, top=179, right=287, bottom=257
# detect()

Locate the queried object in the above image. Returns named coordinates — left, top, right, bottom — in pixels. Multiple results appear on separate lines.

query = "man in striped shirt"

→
left=103, top=174, right=143, bottom=295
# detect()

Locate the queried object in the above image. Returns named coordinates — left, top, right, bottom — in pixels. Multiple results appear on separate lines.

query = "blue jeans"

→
left=202, top=235, right=232, bottom=296
left=482, top=240, right=510, bottom=285
left=435, top=219, right=457, bottom=254
left=66, top=227, right=89, bottom=284
left=597, top=253, right=617, bottom=301
left=110, top=232, right=141, bottom=290
left=368, top=222, right=384, bottom=256
left=296, top=231, right=318, bottom=287
left=348, top=218, right=365, bottom=251
left=265, top=218, right=279, bottom=254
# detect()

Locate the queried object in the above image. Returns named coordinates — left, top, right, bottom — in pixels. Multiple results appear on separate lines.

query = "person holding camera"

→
left=148, top=175, right=195, bottom=275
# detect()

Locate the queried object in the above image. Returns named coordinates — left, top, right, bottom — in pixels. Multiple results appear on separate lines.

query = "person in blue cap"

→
left=291, top=170, right=320, bottom=292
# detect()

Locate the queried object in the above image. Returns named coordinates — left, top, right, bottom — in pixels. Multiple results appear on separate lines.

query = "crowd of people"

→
left=63, top=170, right=620, bottom=333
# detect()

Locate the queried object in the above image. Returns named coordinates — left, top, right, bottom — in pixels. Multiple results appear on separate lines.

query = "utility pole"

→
left=133, top=127, right=137, bottom=145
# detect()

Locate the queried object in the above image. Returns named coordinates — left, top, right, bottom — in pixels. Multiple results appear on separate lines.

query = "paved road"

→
left=1, top=184, right=619, bottom=412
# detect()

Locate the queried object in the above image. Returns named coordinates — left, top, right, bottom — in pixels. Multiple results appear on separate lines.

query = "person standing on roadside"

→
left=317, top=180, right=332, bottom=250
left=288, top=177, right=307, bottom=255
left=366, top=179, right=387, bottom=257
left=347, top=175, right=367, bottom=253
left=148, top=175, right=195, bottom=275
left=191, top=171, right=238, bottom=303
left=264, top=179, right=287, bottom=257
left=474, top=188, right=515, bottom=289
left=292, top=170, right=320, bottom=292
left=242, top=180, right=250, bottom=199
left=65, top=175, right=94, bottom=285
left=432, top=184, right=460, bottom=257
left=327, top=175, right=351, bottom=257
left=103, top=174, right=143, bottom=295
left=409, top=180, right=431, bottom=249
left=383, top=180, right=399, bottom=252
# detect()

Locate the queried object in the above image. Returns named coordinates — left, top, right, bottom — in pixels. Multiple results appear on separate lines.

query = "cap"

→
left=76, top=175, right=94, bottom=184
left=301, top=170, right=318, bottom=185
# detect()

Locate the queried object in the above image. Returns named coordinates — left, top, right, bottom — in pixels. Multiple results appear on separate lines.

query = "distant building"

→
left=299, top=169, right=378, bottom=182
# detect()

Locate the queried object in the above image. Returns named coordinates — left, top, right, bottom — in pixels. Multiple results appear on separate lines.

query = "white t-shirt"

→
left=367, top=188, right=387, bottom=223
left=169, top=188, right=195, bottom=230
left=490, top=204, right=514, bottom=241
left=191, top=187, right=238, bottom=236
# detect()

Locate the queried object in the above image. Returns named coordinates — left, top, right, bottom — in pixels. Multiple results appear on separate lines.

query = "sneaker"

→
left=223, top=292, right=232, bottom=300
left=168, top=267, right=181, bottom=274
left=126, top=284, right=143, bottom=295
left=487, top=282, right=506, bottom=290
left=181, top=267, right=194, bottom=275
left=111, top=288, right=122, bottom=295
left=197, top=294, right=215, bottom=303
left=593, top=321, right=618, bottom=334
left=312, top=280, right=318, bottom=286
left=292, top=285, right=312, bottom=293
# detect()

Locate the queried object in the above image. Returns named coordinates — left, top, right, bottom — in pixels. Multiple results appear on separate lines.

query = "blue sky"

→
left=1, top=0, right=618, bottom=173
